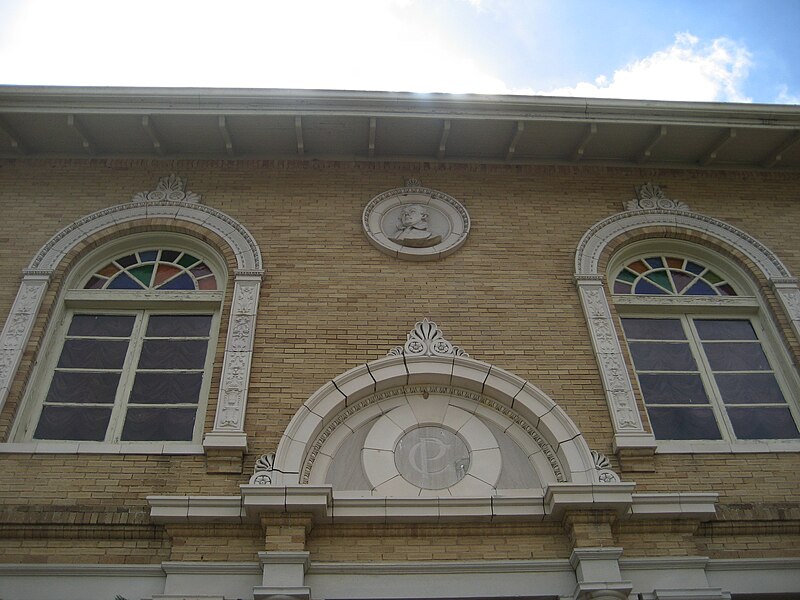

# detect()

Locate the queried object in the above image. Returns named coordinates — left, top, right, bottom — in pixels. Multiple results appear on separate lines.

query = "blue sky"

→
left=0, top=0, right=798, bottom=104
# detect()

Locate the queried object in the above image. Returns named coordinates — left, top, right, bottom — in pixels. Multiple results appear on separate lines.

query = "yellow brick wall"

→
left=0, top=159, right=799, bottom=563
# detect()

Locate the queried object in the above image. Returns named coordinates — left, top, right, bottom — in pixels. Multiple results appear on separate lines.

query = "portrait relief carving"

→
left=363, top=180, right=470, bottom=261
left=390, top=204, right=443, bottom=248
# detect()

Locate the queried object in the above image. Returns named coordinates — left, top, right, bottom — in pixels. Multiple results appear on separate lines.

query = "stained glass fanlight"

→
left=614, top=256, right=736, bottom=296
left=84, top=249, right=217, bottom=291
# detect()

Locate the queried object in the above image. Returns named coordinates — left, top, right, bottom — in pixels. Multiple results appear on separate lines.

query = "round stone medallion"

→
left=362, top=185, right=470, bottom=261
left=394, top=426, right=470, bottom=489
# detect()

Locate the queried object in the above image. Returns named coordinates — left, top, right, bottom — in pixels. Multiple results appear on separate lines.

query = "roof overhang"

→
left=1, top=86, right=799, bottom=169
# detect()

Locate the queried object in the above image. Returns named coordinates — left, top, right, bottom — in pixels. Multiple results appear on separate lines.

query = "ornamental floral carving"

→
left=250, top=452, right=276, bottom=485
left=623, top=183, right=689, bottom=211
left=387, top=318, right=469, bottom=357
left=591, top=451, right=621, bottom=484
left=131, top=174, right=202, bottom=203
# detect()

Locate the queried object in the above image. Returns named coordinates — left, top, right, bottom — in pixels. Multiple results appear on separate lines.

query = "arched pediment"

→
left=273, top=348, right=598, bottom=491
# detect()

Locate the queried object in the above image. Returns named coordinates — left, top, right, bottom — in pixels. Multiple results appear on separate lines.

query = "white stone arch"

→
left=574, top=195, right=800, bottom=454
left=0, top=176, right=264, bottom=453
left=272, top=354, right=598, bottom=487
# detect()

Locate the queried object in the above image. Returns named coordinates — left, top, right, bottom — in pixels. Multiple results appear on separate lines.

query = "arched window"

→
left=610, top=241, right=800, bottom=445
left=11, top=234, right=226, bottom=446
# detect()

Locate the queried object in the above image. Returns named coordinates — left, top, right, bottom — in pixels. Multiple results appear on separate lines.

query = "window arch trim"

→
left=575, top=206, right=800, bottom=454
left=0, top=192, right=263, bottom=455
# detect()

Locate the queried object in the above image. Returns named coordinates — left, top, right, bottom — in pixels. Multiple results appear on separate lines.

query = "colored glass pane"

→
left=129, top=265, right=154, bottom=287
left=718, top=284, right=736, bottom=296
left=85, top=276, right=105, bottom=289
left=198, top=276, right=217, bottom=290
left=618, top=269, right=636, bottom=283
left=634, top=279, right=667, bottom=295
left=159, top=273, right=195, bottom=290
left=644, top=257, right=664, bottom=269
left=116, top=254, right=138, bottom=268
left=672, top=272, right=694, bottom=293
left=684, top=280, right=716, bottom=296
left=153, top=264, right=181, bottom=287
left=191, top=263, right=212, bottom=278
left=614, top=281, right=631, bottom=294
left=627, top=260, right=648, bottom=274
left=666, top=257, right=684, bottom=269
left=705, top=270, right=723, bottom=284
left=645, top=270, right=673, bottom=292
left=108, top=272, right=145, bottom=290
left=98, top=264, right=119, bottom=277
left=161, top=250, right=180, bottom=262
left=177, top=253, right=199, bottom=268
left=138, top=250, right=158, bottom=262
left=685, top=261, right=704, bottom=275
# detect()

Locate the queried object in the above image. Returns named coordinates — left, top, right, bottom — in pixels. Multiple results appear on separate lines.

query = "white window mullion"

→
left=107, top=311, right=146, bottom=443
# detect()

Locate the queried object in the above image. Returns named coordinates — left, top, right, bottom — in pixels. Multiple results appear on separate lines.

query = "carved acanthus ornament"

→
left=388, top=318, right=469, bottom=357
left=131, top=174, right=202, bottom=203
left=623, top=183, right=689, bottom=212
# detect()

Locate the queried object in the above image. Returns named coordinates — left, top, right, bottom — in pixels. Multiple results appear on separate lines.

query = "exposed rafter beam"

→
left=66, top=114, right=94, bottom=155
left=368, top=117, right=377, bottom=158
left=571, top=123, right=597, bottom=162
left=295, top=116, right=304, bottom=156
left=141, top=115, right=165, bottom=155
left=636, top=125, right=667, bottom=164
left=699, top=127, right=736, bottom=166
left=437, top=119, right=451, bottom=160
left=762, top=130, right=800, bottom=168
left=218, top=115, right=235, bottom=156
left=505, top=121, right=525, bottom=161
left=0, top=116, right=26, bottom=154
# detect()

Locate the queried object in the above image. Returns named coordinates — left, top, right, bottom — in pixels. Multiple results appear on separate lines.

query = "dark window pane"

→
left=159, top=273, right=195, bottom=290
left=161, top=250, right=180, bottom=262
left=634, top=279, right=667, bottom=295
left=685, top=261, right=705, bottom=275
left=644, top=257, right=664, bottom=268
left=622, top=318, right=686, bottom=340
left=177, top=253, right=199, bottom=268
left=718, top=284, right=737, bottom=296
left=647, top=407, right=722, bottom=440
left=614, top=281, right=632, bottom=294
left=146, top=315, right=212, bottom=338
left=57, top=339, right=129, bottom=369
left=694, top=319, right=756, bottom=340
left=728, top=407, right=800, bottom=439
left=672, top=272, right=695, bottom=293
left=121, top=407, right=197, bottom=441
left=138, top=250, right=158, bottom=262
left=138, top=339, right=209, bottom=369
left=684, top=280, right=716, bottom=295
left=130, top=372, right=203, bottom=404
left=68, top=315, right=135, bottom=337
left=45, top=372, right=120, bottom=404
left=108, top=272, right=145, bottom=290
left=703, top=342, right=770, bottom=371
left=629, top=342, right=697, bottom=371
left=639, top=373, right=709, bottom=405
left=716, top=373, right=785, bottom=404
left=190, top=263, right=213, bottom=278
left=34, top=406, right=112, bottom=440
left=84, top=276, right=105, bottom=290
left=618, top=269, right=636, bottom=283
left=115, top=254, right=138, bottom=268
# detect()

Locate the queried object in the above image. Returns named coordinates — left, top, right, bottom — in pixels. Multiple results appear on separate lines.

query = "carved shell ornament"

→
left=131, top=174, right=202, bottom=203
left=387, top=318, right=469, bottom=357
left=623, top=183, right=689, bottom=212
left=362, top=179, right=470, bottom=261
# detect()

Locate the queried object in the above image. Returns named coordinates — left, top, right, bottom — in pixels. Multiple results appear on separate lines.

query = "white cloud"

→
left=536, top=33, right=753, bottom=103
left=776, top=85, right=800, bottom=105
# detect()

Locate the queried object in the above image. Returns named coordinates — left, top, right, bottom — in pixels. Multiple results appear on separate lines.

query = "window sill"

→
left=0, top=441, right=205, bottom=454
left=655, top=439, right=800, bottom=454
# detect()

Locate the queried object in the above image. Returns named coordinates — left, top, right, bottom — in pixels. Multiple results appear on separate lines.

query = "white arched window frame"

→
left=576, top=201, right=800, bottom=454
left=0, top=179, right=263, bottom=454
